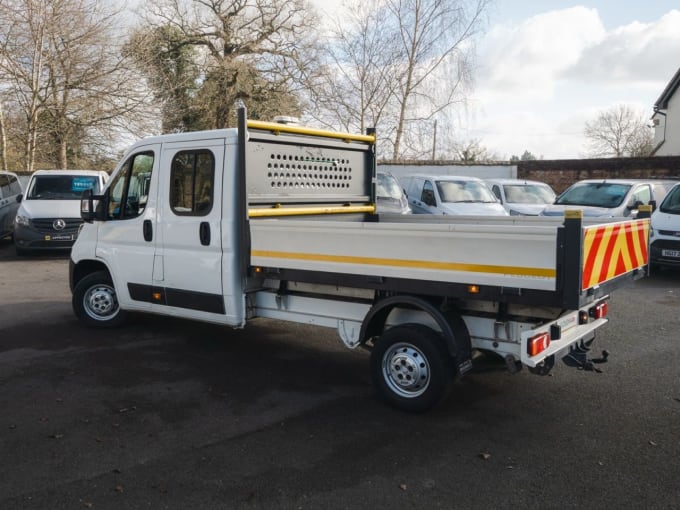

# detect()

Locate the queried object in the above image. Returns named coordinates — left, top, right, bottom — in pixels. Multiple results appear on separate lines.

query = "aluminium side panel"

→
left=250, top=218, right=559, bottom=291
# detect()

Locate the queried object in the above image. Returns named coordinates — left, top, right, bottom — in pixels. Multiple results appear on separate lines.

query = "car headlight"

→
left=509, top=209, right=522, bottom=216
left=15, top=214, right=30, bottom=227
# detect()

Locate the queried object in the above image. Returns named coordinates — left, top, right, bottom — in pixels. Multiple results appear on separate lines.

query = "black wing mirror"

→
left=80, top=189, right=107, bottom=222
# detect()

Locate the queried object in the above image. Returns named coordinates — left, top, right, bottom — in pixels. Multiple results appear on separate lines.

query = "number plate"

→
left=45, top=234, right=74, bottom=241
left=661, top=249, right=680, bottom=259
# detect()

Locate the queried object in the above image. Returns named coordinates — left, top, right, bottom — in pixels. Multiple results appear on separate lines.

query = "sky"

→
left=462, top=0, right=680, bottom=159
left=312, top=0, right=680, bottom=160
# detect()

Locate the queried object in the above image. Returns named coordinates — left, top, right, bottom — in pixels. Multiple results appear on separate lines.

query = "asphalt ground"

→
left=0, top=236, right=678, bottom=510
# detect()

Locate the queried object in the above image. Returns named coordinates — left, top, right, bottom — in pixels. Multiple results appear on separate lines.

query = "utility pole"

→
left=432, top=119, right=437, bottom=161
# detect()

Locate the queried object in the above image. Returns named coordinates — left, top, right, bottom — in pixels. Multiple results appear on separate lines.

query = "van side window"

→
left=631, top=185, right=651, bottom=207
left=8, top=174, right=22, bottom=195
left=422, top=180, right=436, bottom=206
left=0, top=174, right=9, bottom=197
left=107, top=152, right=154, bottom=220
left=170, top=150, right=215, bottom=216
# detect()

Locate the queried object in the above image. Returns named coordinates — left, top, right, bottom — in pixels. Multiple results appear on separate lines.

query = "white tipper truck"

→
left=70, top=108, right=651, bottom=412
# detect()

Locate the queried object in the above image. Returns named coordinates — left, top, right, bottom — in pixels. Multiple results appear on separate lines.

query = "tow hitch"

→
left=562, top=337, right=609, bottom=373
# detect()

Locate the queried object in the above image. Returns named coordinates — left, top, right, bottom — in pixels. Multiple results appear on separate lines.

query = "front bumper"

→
left=14, top=218, right=82, bottom=252
left=650, top=239, right=680, bottom=267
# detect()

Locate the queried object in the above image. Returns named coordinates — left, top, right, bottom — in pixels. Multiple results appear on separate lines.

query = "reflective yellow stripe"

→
left=249, top=205, right=375, bottom=218
left=247, top=120, right=376, bottom=144
left=251, top=250, right=556, bottom=278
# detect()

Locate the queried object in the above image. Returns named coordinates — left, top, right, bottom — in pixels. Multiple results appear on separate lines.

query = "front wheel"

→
left=370, top=324, right=453, bottom=413
left=72, top=271, right=127, bottom=328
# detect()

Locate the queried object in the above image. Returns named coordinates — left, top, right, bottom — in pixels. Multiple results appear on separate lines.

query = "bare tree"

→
left=0, top=0, right=151, bottom=170
left=135, top=0, right=321, bottom=129
left=0, top=0, right=48, bottom=172
left=306, top=2, right=401, bottom=145
left=583, top=104, right=654, bottom=158
left=314, top=0, right=488, bottom=160
left=449, top=137, right=497, bottom=162
left=386, top=0, right=489, bottom=159
left=0, top=99, right=7, bottom=170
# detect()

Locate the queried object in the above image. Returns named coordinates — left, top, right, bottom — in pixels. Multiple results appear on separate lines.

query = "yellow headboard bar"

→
left=247, top=120, right=376, bottom=144
left=248, top=204, right=376, bottom=218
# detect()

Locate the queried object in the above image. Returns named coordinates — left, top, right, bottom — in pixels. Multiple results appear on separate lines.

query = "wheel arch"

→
left=69, top=258, right=112, bottom=293
left=360, top=295, right=473, bottom=375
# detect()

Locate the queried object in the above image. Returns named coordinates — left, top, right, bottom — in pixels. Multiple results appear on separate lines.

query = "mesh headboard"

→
left=245, top=122, right=375, bottom=207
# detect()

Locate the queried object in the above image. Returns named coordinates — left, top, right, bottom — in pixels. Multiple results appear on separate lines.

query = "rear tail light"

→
left=589, top=301, right=609, bottom=320
left=527, top=332, right=550, bottom=357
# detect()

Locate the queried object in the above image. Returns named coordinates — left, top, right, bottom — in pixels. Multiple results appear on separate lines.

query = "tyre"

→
left=72, top=270, right=127, bottom=328
left=370, top=324, right=453, bottom=413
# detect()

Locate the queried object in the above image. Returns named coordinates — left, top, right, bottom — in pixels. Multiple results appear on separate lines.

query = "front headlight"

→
left=509, top=209, right=522, bottom=216
left=15, top=214, right=30, bottom=227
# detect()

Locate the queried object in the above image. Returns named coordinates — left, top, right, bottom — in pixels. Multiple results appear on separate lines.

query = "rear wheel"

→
left=370, top=324, right=453, bottom=413
left=72, top=271, right=127, bottom=328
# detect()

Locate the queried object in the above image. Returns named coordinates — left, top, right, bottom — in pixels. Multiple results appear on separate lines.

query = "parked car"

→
left=400, top=174, right=508, bottom=216
left=376, top=171, right=411, bottom=214
left=0, top=170, right=24, bottom=240
left=541, top=179, right=674, bottom=218
left=14, top=169, right=109, bottom=255
left=650, top=182, right=680, bottom=269
left=485, top=178, right=556, bottom=216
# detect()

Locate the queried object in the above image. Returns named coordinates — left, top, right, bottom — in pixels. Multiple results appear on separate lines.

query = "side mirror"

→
left=80, top=189, right=106, bottom=222
left=16, top=193, right=22, bottom=203
left=649, top=199, right=657, bottom=211
left=80, top=189, right=95, bottom=222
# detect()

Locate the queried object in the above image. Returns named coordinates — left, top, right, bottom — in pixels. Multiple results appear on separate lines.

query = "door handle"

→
left=143, top=219, right=153, bottom=242
left=199, top=222, right=210, bottom=246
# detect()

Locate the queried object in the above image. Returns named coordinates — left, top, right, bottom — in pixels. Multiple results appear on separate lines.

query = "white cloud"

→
left=566, top=9, right=680, bottom=87
left=476, top=7, right=606, bottom=104
left=468, top=6, right=680, bottom=159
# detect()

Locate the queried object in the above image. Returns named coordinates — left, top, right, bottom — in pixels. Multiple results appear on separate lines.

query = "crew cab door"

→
left=152, top=138, right=227, bottom=322
left=95, top=145, right=159, bottom=311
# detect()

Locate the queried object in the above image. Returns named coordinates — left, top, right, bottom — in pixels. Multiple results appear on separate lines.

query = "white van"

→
left=541, top=179, right=673, bottom=218
left=0, top=171, right=24, bottom=240
left=485, top=178, right=556, bottom=216
left=650, top=182, right=680, bottom=269
left=14, top=169, right=109, bottom=255
left=400, top=174, right=508, bottom=216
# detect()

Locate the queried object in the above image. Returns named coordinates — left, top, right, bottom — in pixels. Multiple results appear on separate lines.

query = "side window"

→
left=107, top=152, right=154, bottom=220
left=9, top=175, right=23, bottom=195
left=170, top=150, right=215, bottom=216
left=422, top=180, right=436, bottom=206
left=0, top=174, right=9, bottom=198
left=631, top=185, right=651, bottom=207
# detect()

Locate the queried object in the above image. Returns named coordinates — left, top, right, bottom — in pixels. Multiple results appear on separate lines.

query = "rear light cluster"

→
left=590, top=301, right=609, bottom=320
left=527, top=332, right=550, bottom=357
left=579, top=299, right=609, bottom=324
left=527, top=299, right=609, bottom=358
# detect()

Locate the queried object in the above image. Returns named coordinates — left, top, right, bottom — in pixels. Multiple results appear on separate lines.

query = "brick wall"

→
left=518, top=155, right=680, bottom=193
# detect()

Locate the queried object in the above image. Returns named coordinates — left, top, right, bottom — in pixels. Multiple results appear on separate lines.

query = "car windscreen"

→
left=659, top=185, right=680, bottom=214
left=27, top=175, right=101, bottom=200
left=503, top=184, right=555, bottom=204
left=554, top=182, right=630, bottom=208
left=436, top=180, right=497, bottom=203
left=376, top=173, right=404, bottom=200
